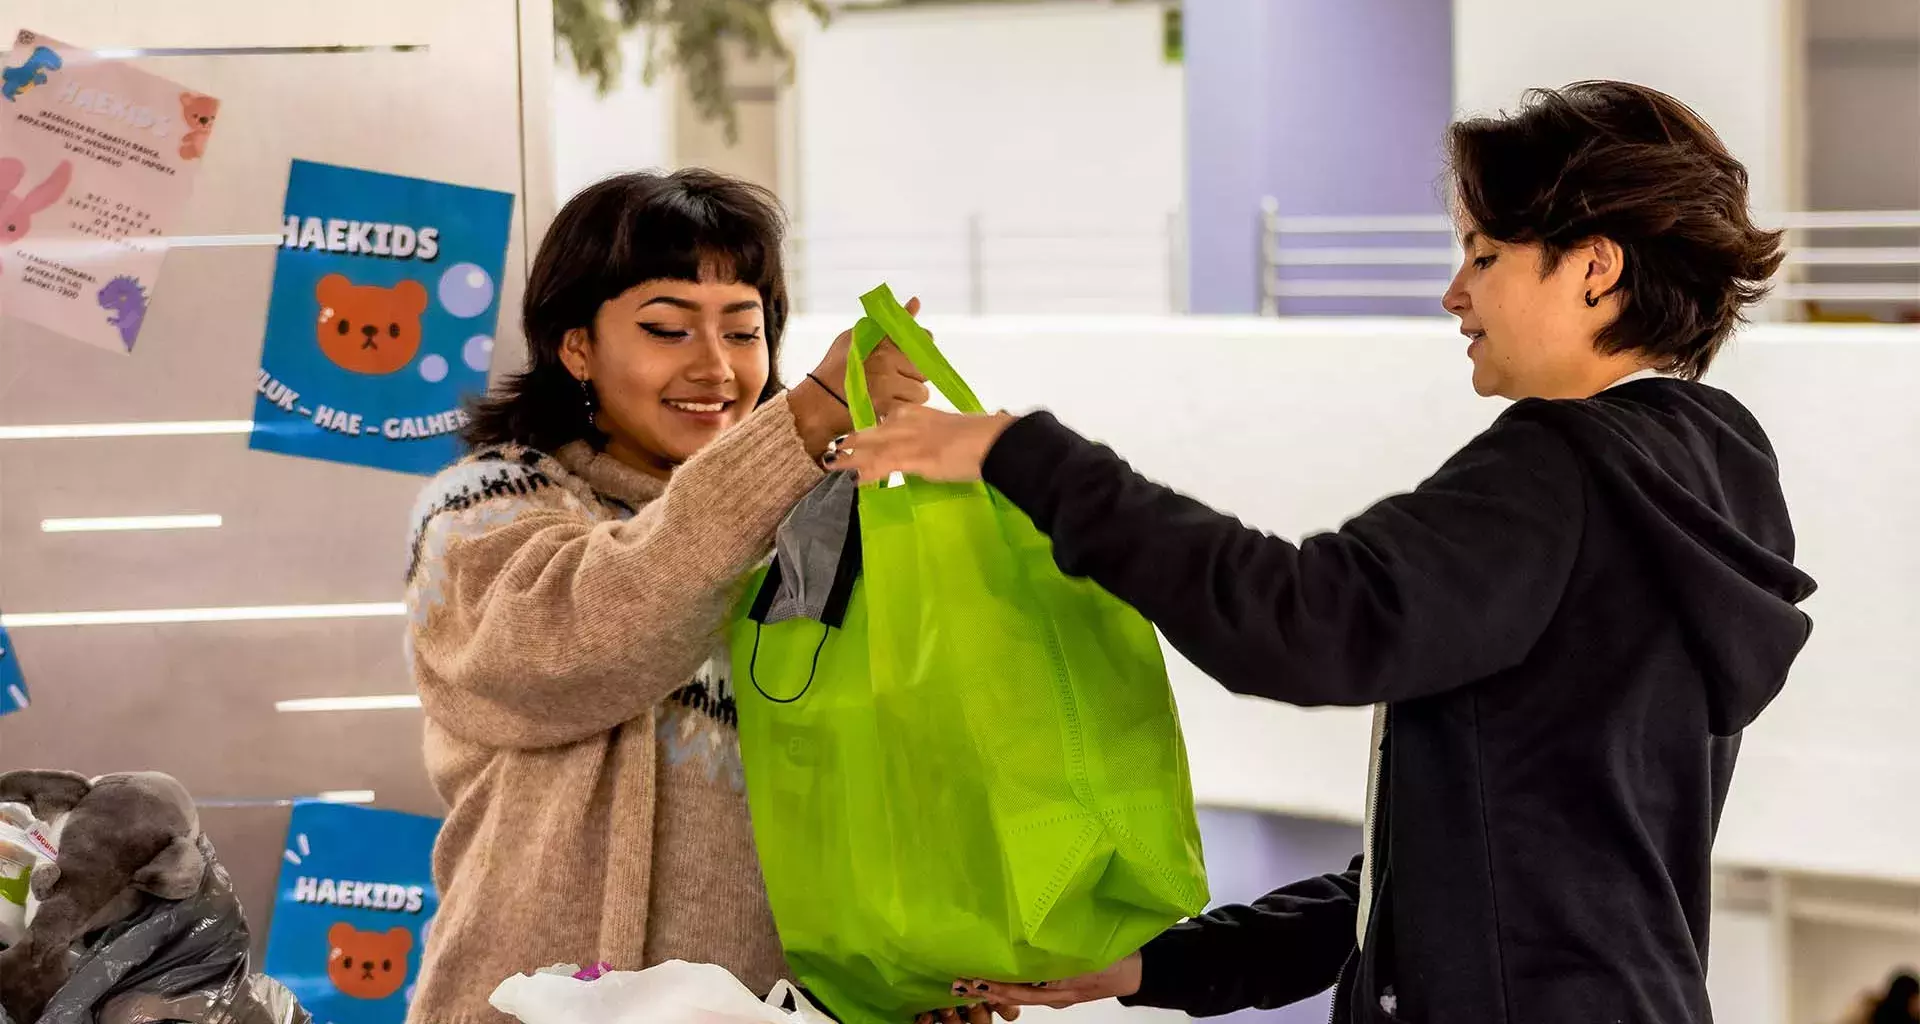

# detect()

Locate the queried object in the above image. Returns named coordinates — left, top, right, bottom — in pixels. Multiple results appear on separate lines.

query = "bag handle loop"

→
left=845, top=283, right=984, bottom=431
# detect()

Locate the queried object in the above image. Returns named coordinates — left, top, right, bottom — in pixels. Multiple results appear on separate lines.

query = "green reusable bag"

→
left=730, top=284, right=1208, bottom=1024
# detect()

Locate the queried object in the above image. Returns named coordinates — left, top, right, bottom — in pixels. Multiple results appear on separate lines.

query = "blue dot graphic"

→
left=419, top=354, right=449, bottom=383
left=463, top=335, right=494, bottom=372
left=438, top=263, right=495, bottom=318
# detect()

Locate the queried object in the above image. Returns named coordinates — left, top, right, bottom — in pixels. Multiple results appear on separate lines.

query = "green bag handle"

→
left=845, top=283, right=985, bottom=431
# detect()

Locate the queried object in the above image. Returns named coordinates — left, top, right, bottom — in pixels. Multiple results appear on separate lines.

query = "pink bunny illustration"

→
left=0, top=158, right=74, bottom=273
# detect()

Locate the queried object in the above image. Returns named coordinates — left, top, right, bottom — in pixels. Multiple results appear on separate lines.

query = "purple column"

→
left=1184, top=0, right=1274, bottom=314
left=1185, top=0, right=1455, bottom=315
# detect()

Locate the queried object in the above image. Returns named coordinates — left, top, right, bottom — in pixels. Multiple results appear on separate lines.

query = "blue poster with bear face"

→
left=250, top=159, right=514, bottom=475
left=263, top=801, right=443, bottom=1024
left=0, top=621, right=26, bottom=717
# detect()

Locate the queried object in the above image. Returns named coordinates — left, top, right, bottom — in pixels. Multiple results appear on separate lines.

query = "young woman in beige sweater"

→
left=402, top=169, right=926, bottom=1024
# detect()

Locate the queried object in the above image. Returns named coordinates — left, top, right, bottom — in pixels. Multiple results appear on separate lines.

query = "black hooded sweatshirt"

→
left=978, top=378, right=1817, bottom=1024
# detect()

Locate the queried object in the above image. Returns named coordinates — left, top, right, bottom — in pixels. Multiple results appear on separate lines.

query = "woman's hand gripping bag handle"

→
left=845, top=284, right=983, bottom=432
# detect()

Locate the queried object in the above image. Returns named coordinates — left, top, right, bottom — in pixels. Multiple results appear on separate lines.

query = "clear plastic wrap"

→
left=29, top=837, right=309, bottom=1024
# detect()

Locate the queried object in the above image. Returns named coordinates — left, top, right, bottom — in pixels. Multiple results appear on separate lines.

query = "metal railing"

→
left=786, top=212, right=1188, bottom=316
left=778, top=205, right=1917, bottom=319
left=1258, top=199, right=1920, bottom=317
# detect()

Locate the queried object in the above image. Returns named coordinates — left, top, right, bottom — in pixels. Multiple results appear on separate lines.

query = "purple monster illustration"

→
left=97, top=276, right=148, bottom=350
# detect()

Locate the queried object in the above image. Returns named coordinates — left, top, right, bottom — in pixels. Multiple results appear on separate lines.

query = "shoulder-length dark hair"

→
left=463, top=169, right=790, bottom=452
left=1447, top=80, right=1785, bottom=380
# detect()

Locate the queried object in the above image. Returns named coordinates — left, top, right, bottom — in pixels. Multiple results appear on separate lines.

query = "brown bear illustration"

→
left=327, top=922, right=413, bottom=1000
left=178, top=93, right=218, bottom=160
left=315, top=274, right=429, bottom=376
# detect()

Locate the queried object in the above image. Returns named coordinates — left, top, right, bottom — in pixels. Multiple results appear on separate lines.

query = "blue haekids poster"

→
left=0, top=621, right=26, bottom=717
left=250, top=159, right=514, bottom=475
left=264, top=801, right=443, bottom=1024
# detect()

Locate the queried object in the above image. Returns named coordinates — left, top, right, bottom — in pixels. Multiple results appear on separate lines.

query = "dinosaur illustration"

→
left=97, top=276, right=149, bottom=350
left=0, top=47, right=61, bottom=102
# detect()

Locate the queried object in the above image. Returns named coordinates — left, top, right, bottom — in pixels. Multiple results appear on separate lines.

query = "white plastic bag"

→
left=490, top=960, right=836, bottom=1024
left=0, top=801, right=58, bottom=948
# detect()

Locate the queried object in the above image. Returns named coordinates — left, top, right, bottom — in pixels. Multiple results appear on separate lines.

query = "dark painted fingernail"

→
left=953, top=985, right=968, bottom=996
left=975, top=983, right=990, bottom=992
left=831, top=435, right=848, bottom=447
left=1033, top=982, right=1049, bottom=988
left=822, top=452, right=838, bottom=466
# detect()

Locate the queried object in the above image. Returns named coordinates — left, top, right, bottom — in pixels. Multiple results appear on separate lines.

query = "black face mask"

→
left=752, top=471, right=862, bottom=629
left=742, top=472, right=863, bottom=705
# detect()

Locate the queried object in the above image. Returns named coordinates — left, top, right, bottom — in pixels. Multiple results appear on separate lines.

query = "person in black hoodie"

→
left=833, top=81, right=1818, bottom=1024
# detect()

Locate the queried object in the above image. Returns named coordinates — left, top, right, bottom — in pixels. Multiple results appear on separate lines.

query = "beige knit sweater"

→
left=403, top=394, right=822, bottom=1024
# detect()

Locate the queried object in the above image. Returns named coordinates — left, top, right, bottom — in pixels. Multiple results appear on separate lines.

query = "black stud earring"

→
left=1584, top=291, right=1600, bottom=308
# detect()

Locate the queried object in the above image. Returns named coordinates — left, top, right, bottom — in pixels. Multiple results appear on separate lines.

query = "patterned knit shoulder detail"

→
left=404, top=445, right=581, bottom=584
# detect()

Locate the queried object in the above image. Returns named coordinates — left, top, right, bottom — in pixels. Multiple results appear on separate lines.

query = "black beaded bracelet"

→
left=805, top=372, right=849, bottom=408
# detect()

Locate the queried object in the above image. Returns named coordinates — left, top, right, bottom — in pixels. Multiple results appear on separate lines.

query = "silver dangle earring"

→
left=580, top=378, right=596, bottom=423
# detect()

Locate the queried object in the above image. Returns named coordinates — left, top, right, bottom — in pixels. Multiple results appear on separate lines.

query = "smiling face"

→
left=557, top=272, right=770, bottom=477
left=1441, top=215, right=1647, bottom=401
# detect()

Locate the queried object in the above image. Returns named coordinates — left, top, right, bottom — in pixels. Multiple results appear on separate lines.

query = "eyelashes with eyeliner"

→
left=638, top=323, right=762, bottom=343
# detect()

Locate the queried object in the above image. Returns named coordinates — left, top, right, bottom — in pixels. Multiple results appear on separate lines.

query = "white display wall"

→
left=0, top=0, right=554, bottom=953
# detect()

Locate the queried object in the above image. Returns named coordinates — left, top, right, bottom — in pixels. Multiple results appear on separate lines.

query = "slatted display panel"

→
left=0, top=0, right=550, bottom=956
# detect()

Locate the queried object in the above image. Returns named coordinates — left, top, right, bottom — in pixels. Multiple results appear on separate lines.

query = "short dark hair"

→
left=463, top=169, right=790, bottom=452
left=1447, top=80, right=1785, bottom=380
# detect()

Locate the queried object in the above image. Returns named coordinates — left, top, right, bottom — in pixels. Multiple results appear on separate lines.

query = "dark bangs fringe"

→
left=463, top=169, right=791, bottom=453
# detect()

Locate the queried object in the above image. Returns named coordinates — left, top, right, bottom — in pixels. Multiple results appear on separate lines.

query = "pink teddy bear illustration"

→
left=0, top=157, right=73, bottom=273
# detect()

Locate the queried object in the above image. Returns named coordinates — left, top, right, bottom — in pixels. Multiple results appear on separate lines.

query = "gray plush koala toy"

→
left=0, top=770, right=204, bottom=1024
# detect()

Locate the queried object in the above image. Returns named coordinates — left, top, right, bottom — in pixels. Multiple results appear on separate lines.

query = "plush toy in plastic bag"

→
left=490, top=960, right=835, bottom=1024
